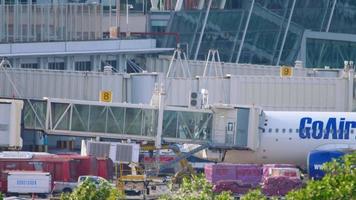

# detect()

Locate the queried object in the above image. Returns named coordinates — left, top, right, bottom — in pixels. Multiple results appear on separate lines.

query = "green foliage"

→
left=215, top=191, right=235, bottom=200
left=0, top=192, right=3, bottom=200
left=159, top=174, right=234, bottom=200
left=286, top=151, right=356, bottom=200
left=60, top=180, right=124, bottom=200
left=240, top=189, right=267, bottom=200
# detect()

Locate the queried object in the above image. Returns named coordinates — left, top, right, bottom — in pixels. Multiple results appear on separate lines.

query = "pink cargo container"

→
left=205, top=164, right=237, bottom=184
left=262, top=164, right=297, bottom=180
left=205, top=164, right=262, bottom=186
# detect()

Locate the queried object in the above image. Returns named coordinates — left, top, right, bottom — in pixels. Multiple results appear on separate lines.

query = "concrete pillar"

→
left=117, top=54, right=127, bottom=72
left=39, top=57, right=48, bottom=69
left=91, top=55, right=101, bottom=72
left=66, top=56, right=75, bottom=71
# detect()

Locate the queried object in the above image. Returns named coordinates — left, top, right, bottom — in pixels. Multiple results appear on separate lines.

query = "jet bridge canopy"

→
left=22, top=98, right=262, bottom=149
left=23, top=98, right=213, bottom=145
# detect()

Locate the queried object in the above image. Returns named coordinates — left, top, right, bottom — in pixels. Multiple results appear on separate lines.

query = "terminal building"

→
left=1, top=0, right=356, bottom=70
left=1, top=0, right=356, bottom=152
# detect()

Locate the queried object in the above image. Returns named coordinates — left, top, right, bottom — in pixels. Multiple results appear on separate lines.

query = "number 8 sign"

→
left=100, top=90, right=112, bottom=102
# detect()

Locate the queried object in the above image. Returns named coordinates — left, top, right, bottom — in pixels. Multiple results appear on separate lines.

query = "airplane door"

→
left=236, top=108, right=249, bottom=147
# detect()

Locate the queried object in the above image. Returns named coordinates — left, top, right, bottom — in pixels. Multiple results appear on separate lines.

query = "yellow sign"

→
left=100, top=90, right=112, bottom=102
left=280, top=66, right=293, bottom=77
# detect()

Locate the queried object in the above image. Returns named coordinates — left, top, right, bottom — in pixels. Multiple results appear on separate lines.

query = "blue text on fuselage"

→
left=299, top=117, right=355, bottom=139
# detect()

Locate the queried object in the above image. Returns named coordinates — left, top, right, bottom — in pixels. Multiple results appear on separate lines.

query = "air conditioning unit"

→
left=82, top=141, right=139, bottom=163
left=189, top=91, right=201, bottom=108
left=86, top=141, right=111, bottom=158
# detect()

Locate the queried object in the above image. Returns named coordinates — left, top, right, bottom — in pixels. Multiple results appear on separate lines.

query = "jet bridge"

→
left=22, top=98, right=213, bottom=145
left=210, top=104, right=265, bottom=151
left=21, top=98, right=263, bottom=150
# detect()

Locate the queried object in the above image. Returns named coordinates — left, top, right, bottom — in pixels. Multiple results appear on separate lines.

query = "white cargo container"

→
left=0, top=99, right=23, bottom=149
left=7, top=171, right=52, bottom=194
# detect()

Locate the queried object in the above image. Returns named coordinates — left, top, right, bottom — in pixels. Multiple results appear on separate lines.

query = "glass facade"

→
left=154, top=0, right=356, bottom=68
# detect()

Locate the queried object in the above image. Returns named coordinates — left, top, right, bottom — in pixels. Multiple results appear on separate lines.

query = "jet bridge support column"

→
left=155, top=84, right=165, bottom=148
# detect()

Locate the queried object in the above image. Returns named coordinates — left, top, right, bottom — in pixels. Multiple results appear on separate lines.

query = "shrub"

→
left=286, top=151, right=356, bottom=200
left=240, top=189, right=267, bottom=200
left=60, top=180, right=124, bottom=200
left=159, top=174, right=234, bottom=200
left=241, top=151, right=356, bottom=200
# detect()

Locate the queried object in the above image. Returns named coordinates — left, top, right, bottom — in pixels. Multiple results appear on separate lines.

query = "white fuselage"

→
left=224, top=111, right=356, bottom=168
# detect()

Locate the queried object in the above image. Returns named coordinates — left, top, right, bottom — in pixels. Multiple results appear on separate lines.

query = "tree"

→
left=286, top=151, right=356, bottom=200
left=60, top=180, right=124, bottom=200
left=159, top=174, right=234, bottom=200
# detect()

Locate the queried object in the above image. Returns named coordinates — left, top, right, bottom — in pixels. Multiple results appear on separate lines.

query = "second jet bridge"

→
left=210, top=104, right=264, bottom=151
left=23, top=98, right=263, bottom=150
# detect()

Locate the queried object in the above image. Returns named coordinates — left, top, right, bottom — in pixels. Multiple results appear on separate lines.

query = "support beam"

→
left=316, top=0, right=337, bottom=66
left=276, top=0, right=296, bottom=67
left=219, top=0, right=227, bottom=9
left=198, top=0, right=205, bottom=10
left=236, top=0, right=254, bottom=63
left=155, top=84, right=165, bottom=148
left=194, top=0, right=212, bottom=60
left=175, top=0, right=183, bottom=11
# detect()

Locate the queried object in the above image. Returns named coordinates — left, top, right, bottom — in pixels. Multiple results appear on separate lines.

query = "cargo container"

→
left=4, top=171, right=52, bottom=196
left=205, top=163, right=262, bottom=186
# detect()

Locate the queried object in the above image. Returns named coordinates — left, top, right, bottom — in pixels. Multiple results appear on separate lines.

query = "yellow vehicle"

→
left=140, top=144, right=196, bottom=183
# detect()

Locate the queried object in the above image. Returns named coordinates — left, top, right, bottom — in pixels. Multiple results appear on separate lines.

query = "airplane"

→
left=223, top=111, right=356, bottom=169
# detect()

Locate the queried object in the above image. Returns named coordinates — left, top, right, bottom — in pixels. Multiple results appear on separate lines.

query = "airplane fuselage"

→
left=224, top=111, right=356, bottom=167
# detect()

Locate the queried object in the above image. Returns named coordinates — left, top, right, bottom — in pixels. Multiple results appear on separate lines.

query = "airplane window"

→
left=296, top=129, right=299, bottom=133
left=351, top=130, right=354, bottom=134
left=264, top=123, right=268, bottom=126
left=262, top=129, right=265, bottom=133
left=282, top=129, right=286, bottom=133
left=275, top=129, right=279, bottom=133
left=289, top=128, right=293, bottom=133
left=268, top=128, right=272, bottom=133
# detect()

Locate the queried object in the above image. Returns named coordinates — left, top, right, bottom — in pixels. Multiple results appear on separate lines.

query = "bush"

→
left=240, top=189, right=267, bottom=200
left=240, top=151, right=356, bottom=200
left=0, top=193, right=3, bottom=200
left=60, top=180, right=124, bottom=200
left=286, top=151, right=356, bottom=200
left=159, top=174, right=234, bottom=200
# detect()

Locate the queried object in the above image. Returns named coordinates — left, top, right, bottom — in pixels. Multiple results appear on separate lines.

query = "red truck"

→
left=0, top=152, right=113, bottom=194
